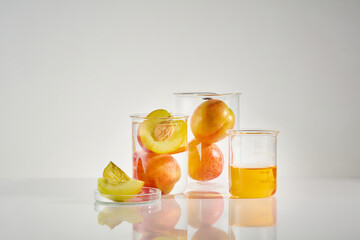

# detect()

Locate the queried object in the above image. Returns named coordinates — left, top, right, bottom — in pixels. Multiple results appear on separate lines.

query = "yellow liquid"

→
left=229, top=166, right=277, bottom=198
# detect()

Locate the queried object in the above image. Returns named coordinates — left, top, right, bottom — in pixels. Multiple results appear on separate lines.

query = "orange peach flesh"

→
left=138, top=119, right=187, bottom=154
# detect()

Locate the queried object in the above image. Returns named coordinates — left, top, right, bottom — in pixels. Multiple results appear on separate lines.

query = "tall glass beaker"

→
left=173, top=92, right=240, bottom=190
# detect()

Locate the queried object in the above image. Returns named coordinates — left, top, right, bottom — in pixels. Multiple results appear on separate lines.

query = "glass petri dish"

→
left=94, top=187, right=161, bottom=205
left=94, top=200, right=161, bottom=214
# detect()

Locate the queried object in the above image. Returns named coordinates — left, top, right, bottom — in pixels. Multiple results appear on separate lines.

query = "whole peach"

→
left=134, top=151, right=181, bottom=194
left=191, top=99, right=235, bottom=144
left=188, top=140, right=224, bottom=181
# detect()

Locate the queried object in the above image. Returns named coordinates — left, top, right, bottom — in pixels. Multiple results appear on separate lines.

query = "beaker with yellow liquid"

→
left=227, top=130, right=279, bottom=198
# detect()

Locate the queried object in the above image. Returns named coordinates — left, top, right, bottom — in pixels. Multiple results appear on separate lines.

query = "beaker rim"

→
left=173, top=92, right=241, bottom=97
left=130, top=113, right=189, bottom=120
left=227, top=129, right=279, bottom=136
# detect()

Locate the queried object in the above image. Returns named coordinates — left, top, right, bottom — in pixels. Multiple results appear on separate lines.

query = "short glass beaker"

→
left=228, top=129, right=279, bottom=198
left=173, top=92, right=240, bottom=189
left=131, top=113, right=188, bottom=195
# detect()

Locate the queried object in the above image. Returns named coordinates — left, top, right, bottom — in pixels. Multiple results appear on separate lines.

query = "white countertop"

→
left=0, top=178, right=359, bottom=239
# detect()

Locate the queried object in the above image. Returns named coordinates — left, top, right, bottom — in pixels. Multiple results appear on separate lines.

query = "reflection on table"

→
left=229, top=196, right=276, bottom=240
left=187, top=191, right=229, bottom=240
left=95, top=196, right=187, bottom=240
left=95, top=193, right=277, bottom=240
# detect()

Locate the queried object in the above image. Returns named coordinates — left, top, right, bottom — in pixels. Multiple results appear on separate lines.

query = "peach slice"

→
left=103, top=161, right=130, bottom=184
left=188, top=139, right=224, bottom=181
left=97, top=161, right=144, bottom=201
left=138, top=109, right=187, bottom=154
left=191, top=99, right=235, bottom=144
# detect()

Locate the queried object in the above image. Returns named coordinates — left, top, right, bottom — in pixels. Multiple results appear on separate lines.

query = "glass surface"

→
left=173, top=92, right=240, bottom=190
left=1, top=178, right=360, bottom=239
left=228, top=129, right=279, bottom=198
left=94, top=187, right=161, bottom=205
left=130, top=114, right=188, bottom=195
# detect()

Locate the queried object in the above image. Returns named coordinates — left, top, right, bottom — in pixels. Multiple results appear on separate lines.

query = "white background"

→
left=0, top=0, right=359, bottom=179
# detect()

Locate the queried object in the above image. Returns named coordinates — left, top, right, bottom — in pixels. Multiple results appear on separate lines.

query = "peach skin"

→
left=188, top=139, right=224, bottom=181
left=134, top=151, right=181, bottom=194
left=190, top=99, right=235, bottom=144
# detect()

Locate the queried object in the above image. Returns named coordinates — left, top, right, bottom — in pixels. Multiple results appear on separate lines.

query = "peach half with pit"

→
left=191, top=99, right=235, bottom=144
left=188, top=139, right=224, bottom=181
left=138, top=109, right=187, bottom=154
left=134, top=151, right=181, bottom=194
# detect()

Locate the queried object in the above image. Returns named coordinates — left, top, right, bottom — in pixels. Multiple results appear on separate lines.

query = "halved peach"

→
left=138, top=134, right=187, bottom=155
left=138, top=109, right=187, bottom=154
left=191, top=99, right=235, bottom=144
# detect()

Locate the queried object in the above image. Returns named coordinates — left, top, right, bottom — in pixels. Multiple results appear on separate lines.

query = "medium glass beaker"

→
left=228, top=129, right=279, bottom=198
left=173, top=92, right=240, bottom=190
left=131, top=113, right=188, bottom=195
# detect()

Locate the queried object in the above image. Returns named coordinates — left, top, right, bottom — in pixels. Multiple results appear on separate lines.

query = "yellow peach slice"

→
left=97, top=178, right=144, bottom=201
left=97, top=161, right=144, bottom=201
left=103, top=161, right=130, bottom=184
